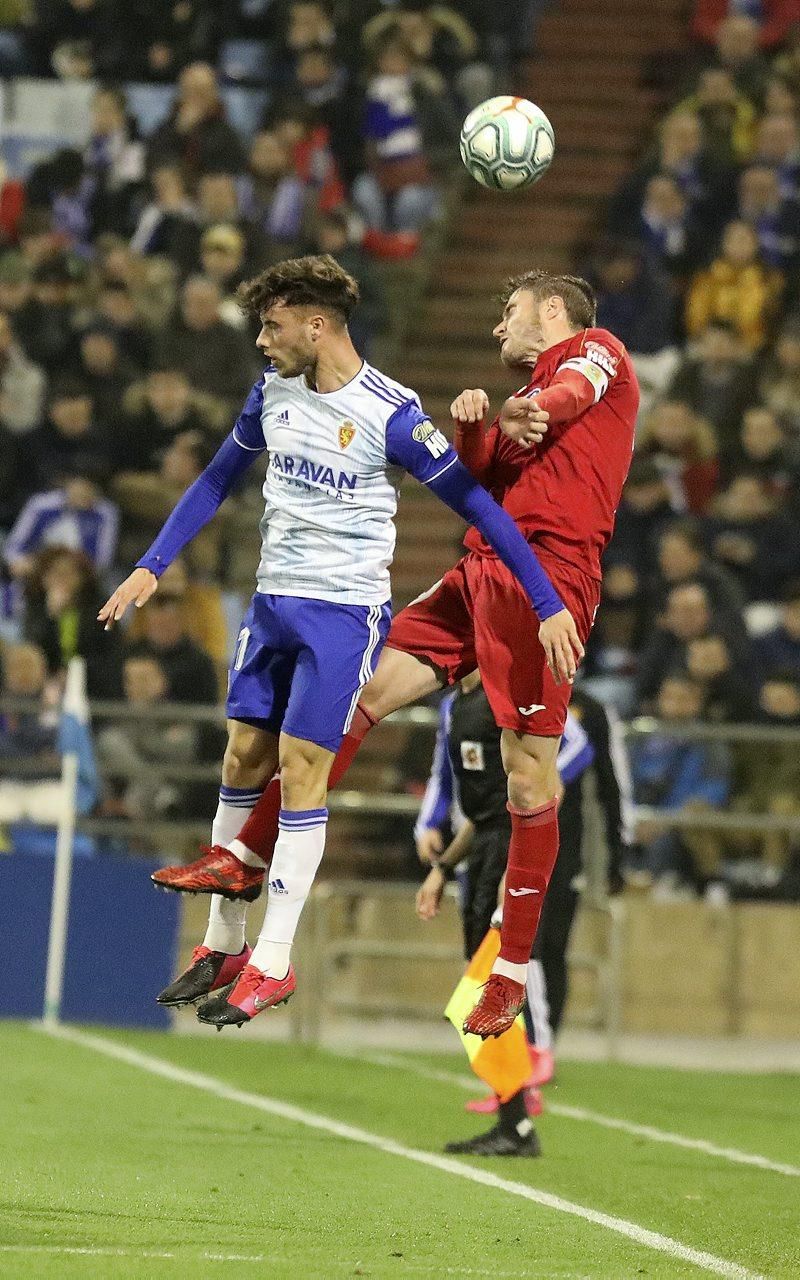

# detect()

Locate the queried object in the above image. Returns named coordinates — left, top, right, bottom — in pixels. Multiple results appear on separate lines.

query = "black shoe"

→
left=156, top=944, right=251, bottom=1006
left=444, top=1123, right=541, bottom=1157
left=195, top=988, right=249, bottom=1030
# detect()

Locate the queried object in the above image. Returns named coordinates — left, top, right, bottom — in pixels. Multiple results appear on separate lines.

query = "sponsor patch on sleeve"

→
left=558, top=356, right=609, bottom=403
left=413, top=419, right=449, bottom=458
left=585, top=340, right=619, bottom=377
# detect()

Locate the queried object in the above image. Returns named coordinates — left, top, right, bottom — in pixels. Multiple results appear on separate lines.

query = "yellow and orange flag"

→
left=444, top=927, right=531, bottom=1103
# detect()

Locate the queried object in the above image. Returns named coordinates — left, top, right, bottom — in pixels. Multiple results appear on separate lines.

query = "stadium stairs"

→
left=390, top=0, right=689, bottom=610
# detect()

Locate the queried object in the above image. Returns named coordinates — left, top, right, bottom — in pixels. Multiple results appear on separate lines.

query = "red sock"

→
left=233, top=705, right=379, bottom=865
left=499, top=799, right=559, bottom=966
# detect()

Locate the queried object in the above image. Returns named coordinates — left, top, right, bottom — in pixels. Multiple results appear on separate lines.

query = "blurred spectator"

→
left=268, top=102, right=346, bottom=213
left=651, top=519, right=746, bottom=628
left=634, top=174, right=709, bottom=283
left=685, top=631, right=758, bottom=721
left=73, top=321, right=137, bottom=423
left=129, top=165, right=200, bottom=275
left=708, top=14, right=770, bottom=107
left=126, top=586, right=219, bottom=703
left=692, top=0, right=800, bottom=53
left=773, top=19, right=800, bottom=94
left=668, top=321, right=757, bottom=449
left=757, top=317, right=800, bottom=430
left=582, top=560, right=647, bottom=713
left=3, top=475, right=118, bottom=578
left=22, top=547, right=121, bottom=696
left=26, top=147, right=94, bottom=258
left=136, top=0, right=220, bottom=82
left=29, top=0, right=134, bottom=81
left=729, top=404, right=800, bottom=499
left=198, top=225, right=250, bottom=325
left=591, top=242, right=678, bottom=357
left=685, top=219, right=783, bottom=349
left=353, top=29, right=451, bottom=236
left=117, top=363, right=224, bottom=473
left=709, top=472, right=800, bottom=598
left=635, top=581, right=752, bottom=707
left=12, top=255, right=80, bottom=372
left=675, top=68, right=756, bottom=165
left=363, top=2, right=493, bottom=110
left=94, top=279, right=151, bottom=369
left=97, top=654, right=199, bottom=820
left=84, top=85, right=146, bottom=236
left=113, top=433, right=230, bottom=582
left=147, top=62, right=245, bottom=181
left=631, top=672, right=732, bottom=892
left=610, top=457, right=678, bottom=577
left=756, top=579, right=800, bottom=678
left=736, top=165, right=800, bottom=276
left=290, top=44, right=364, bottom=183
left=636, top=399, right=720, bottom=514
left=609, top=112, right=736, bottom=242
left=129, top=557, right=228, bottom=670
left=313, top=209, right=388, bottom=354
left=281, top=1, right=337, bottom=63
left=162, top=275, right=256, bottom=405
left=0, top=309, right=47, bottom=435
left=30, top=379, right=110, bottom=489
left=240, top=130, right=314, bottom=253
left=0, top=643, right=56, bottom=764
left=0, top=254, right=34, bottom=344
left=754, top=112, right=800, bottom=197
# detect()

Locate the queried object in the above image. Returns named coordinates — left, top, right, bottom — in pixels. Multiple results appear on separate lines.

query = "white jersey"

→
left=233, top=361, right=454, bottom=606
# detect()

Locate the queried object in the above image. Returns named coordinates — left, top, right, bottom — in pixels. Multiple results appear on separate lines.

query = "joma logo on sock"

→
left=269, top=878, right=288, bottom=895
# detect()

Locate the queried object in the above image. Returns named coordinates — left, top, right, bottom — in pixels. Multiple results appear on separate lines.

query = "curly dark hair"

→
left=238, top=254, right=360, bottom=324
left=502, top=270, right=596, bottom=328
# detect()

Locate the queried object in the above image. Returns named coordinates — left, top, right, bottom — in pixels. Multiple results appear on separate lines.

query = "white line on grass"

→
left=361, top=1051, right=800, bottom=1180
left=0, top=1247, right=593, bottom=1277
left=36, top=1023, right=762, bottom=1280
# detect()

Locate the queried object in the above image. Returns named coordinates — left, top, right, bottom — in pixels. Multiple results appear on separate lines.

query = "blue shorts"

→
left=226, top=593, right=391, bottom=753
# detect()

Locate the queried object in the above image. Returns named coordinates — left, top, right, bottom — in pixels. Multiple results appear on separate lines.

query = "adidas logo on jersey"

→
left=269, top=878, right=288, bottom=895
left=275, top=409, right=290, bottom=425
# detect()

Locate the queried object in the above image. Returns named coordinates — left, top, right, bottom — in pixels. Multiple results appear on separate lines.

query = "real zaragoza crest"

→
left=338, top=421, right=356, bottom=449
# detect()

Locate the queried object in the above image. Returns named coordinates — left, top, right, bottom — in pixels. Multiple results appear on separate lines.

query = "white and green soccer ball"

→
left=459, top=96, right=555, bottom=191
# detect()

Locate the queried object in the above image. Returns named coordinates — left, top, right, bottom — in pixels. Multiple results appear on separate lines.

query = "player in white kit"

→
left=100, top=255, right=581, bottom=1027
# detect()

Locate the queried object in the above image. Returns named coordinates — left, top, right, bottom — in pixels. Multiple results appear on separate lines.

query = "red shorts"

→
left=386, top=549, right=600, bottom=736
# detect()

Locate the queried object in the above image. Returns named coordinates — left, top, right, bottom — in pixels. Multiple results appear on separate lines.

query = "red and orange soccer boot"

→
left=151, top=845, right=264, bottom=901
left=156, top=944, right=252, bottom=1007
left=196, top=963, right=296, bottom=1029
left=463, top=974, right=526, bottom=1039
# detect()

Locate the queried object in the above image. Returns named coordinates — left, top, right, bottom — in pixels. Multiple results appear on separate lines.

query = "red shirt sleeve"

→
left=454, top=419, right=495, bottom=483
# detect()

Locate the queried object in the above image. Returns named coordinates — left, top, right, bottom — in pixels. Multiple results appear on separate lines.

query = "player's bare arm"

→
left=97, top=567, right=158, bottom=629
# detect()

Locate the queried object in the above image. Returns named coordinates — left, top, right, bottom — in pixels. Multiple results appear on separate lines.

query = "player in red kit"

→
left=154, top=270, right=638, bottom=1040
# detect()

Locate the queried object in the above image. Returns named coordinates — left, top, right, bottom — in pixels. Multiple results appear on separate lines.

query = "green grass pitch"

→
left=1, top=1021, right=797, bottom=1278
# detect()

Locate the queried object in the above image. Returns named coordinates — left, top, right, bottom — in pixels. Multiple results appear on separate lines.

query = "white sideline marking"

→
left=0, top=1248, right=591, bottom=1277
left=36, top=1024, right=761, bottom=1280
left=361, top=1051, right=800, bottom=1180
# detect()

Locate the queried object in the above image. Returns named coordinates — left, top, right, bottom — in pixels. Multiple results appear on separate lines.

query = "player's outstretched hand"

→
left=499, top=395, right=549, bottom=448
left=97, top=567, right=158, bottom=630
left=450, top=388, right=490, bottom=424
left=416, top=865, right=446, bottom=920
left=539, top=608, right=584, bottom=686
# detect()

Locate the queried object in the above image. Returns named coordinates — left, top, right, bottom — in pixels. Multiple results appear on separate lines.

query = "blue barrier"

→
left=1, top=853, right=180, bottom=1028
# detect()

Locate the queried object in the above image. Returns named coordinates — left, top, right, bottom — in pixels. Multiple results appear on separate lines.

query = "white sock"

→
left=492, top=956, right=528, bottom=985
left=525, top=959, right=553, bottom=1050
left=201, top=785, right=263, bottom=953
left=249, top=808, right=328, bottom=978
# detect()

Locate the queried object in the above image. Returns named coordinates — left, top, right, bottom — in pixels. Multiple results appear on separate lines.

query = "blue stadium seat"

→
left=124, top=83, right=176, bottom=137
left=219, top=38, right=272, bottom=85
left=221, top=86, right=270, bottom=140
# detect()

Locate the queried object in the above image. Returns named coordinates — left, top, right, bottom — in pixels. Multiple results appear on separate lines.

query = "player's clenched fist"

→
left=499, top=395, right=549, bottom=447
left=539, top=608, right=584, bottom=686
left=450, top=388, right=490, bottom=424
left=97, top=567, right=158, bottom=630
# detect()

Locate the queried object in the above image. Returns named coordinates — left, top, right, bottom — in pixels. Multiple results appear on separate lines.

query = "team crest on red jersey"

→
left=338, top=421, right=356, bottom=449
left=585, top=341, right=619, bottom=376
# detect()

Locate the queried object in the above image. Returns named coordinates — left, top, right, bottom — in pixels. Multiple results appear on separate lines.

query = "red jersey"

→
left=463, top=328, right=639, bottom=582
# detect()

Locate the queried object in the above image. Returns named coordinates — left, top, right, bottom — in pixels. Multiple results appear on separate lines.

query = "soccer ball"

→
left=459, top=96, right=555, bottom=191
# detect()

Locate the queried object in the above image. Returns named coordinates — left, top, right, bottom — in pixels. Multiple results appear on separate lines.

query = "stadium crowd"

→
left=586, top=0, right=800, bottom=896
left=1, top=0, right=799, bottom=896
